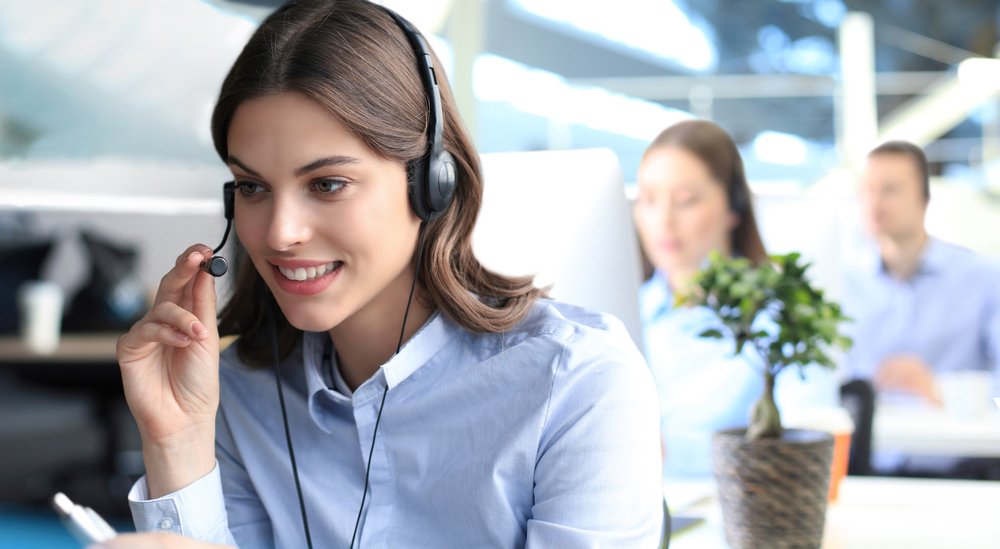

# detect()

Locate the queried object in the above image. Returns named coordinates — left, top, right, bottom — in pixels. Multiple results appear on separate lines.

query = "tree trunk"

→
left=746, top=370, right=782, bottom=440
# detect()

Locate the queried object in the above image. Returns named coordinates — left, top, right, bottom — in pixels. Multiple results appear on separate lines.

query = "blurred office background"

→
left=2, top=0, right=1000, bottom=544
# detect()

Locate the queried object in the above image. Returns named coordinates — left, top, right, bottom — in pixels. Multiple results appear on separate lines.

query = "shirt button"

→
left=159, top=517, right=174, bottom=530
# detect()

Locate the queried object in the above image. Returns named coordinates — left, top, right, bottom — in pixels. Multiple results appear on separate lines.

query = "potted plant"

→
left=677, top=251, right=851, bottom=549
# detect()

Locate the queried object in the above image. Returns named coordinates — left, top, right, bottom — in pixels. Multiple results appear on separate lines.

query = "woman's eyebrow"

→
left=226, top=155, right=361, bottom=178
left=227, top=155, right=260, bottom=176
left=295, top=155, right=361, bottom=176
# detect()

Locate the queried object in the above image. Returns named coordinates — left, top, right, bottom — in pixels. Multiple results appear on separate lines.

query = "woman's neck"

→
left=329, top=287, right=434, bottom=392
left=666, top=267, right=699, bottom=296
left=667, top=244, right=733, bottom=296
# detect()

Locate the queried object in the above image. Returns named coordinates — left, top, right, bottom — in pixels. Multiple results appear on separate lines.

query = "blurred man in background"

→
left=842, top=140, right=1000, bottom=404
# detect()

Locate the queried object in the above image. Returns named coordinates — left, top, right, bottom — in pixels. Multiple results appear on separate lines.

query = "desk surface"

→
left=666, top=476, right=1000, bottom=549
left=0, top=335, right=120, bottom=363
left=874, top=400, right=1000, bottom=458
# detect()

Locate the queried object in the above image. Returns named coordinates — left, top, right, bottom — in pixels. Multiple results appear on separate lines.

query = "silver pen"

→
left=52, top=492, right=118, bottom=544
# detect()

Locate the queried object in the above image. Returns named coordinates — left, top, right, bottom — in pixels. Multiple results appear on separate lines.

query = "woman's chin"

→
left=655, top=256, right=686, bottom=273
left=280, top=310, right=343, bottom=333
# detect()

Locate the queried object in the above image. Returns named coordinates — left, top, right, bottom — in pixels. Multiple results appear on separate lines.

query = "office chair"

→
left=839, top=378, right=875, bottom=476
left=475, top=149, right=645, bottom=348
left=661, top=499, right=672, bottom=549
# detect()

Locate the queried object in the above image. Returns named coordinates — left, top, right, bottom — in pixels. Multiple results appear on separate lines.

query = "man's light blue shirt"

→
left=841, top=237, right=1000, bottom=384
left=639, top=271, right=837, bottom=477
left=127, top=300, right=664, bottom=548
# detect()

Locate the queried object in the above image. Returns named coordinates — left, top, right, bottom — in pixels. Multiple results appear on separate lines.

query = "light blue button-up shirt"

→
left=841, top=237, right=1000, bottom=385
left=639, top=271, right=837, bottom=477
left=128, top=300, right=664, bottom=548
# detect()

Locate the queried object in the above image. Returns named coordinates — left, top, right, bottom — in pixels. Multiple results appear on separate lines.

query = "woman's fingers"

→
left=118, top=302, right=210, bottom=359
left=190, top=260, right=219, bottom=332
left=132, top=320, right=194, bottom=348
left=155, top=245, right=215, bottom=307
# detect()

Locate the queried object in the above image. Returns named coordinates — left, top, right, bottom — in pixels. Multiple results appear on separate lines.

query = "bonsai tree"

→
left=677, top=252, right=851, bottom=441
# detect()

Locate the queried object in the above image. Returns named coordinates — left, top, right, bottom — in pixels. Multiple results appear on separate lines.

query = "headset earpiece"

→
left=384, top=10, right=457, bottom=222
left=728, top=176, right=751, bottom=218
left=409, top=150, right=457, bottom=221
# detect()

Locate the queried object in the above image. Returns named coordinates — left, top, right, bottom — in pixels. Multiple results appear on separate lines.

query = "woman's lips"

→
left=271, top=260, right=343, bottom=296
left=657, top=240, right=682, bottom=253
left=276, top=261, right=339, bottom=281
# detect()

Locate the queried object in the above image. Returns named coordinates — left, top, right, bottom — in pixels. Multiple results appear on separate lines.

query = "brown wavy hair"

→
left=213, top=0, right=544, bottom=365
left=642, top=119, right=767, bottom=274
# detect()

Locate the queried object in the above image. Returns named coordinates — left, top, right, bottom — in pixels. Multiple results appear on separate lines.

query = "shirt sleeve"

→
left=126, top=402, right=275, bottom=548
left=525, top=334, right=664, bottom=548
left=127, top=464, right=235, bottom=545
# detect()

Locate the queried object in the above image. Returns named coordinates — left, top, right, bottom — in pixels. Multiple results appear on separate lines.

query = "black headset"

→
left=728, top=177, right=750, bottom=218
left=201, top=6, right=456, bottom=278
left=727, top=146, right=752, bottom=218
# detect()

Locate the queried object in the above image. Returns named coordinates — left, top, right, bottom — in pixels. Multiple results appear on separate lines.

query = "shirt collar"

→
left=302, top=310, right=452, bottom=400
left=329, top=351, right=353, bottom=396
left=303, top=332, right=337, bottom=402
left=380, top=310, right=453, bottom=390
left=916, top=237, right=947, bottom=275
left=869, top=236, right=944, bottom=278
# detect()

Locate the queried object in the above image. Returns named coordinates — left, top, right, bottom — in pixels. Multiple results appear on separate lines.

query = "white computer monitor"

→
left=473, top=148, right=644, bottom=348
left=751, top=191, right=855, bottom=301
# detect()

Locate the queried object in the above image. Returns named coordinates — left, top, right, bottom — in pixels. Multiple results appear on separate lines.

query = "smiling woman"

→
left=110, top=1, right=663, bottom=548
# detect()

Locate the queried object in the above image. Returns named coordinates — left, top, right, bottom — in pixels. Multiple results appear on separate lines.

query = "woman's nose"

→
left=658, top=202, right=677, bottom=230
left=264, top=195, right=312, bottom=251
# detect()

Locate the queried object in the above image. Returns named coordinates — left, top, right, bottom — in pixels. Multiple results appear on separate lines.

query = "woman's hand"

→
left=116, top=245, right=221, bottom=496
left=90, top=532, right=233, bottom=549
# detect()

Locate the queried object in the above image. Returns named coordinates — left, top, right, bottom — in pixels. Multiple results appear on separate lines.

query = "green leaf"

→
left=699, top=328, right=724, bottom=339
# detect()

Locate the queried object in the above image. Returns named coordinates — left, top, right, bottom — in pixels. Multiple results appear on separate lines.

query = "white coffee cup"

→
left=17, top=280, right=64, bottom=354
left=938, top=370, right=993, bottom=419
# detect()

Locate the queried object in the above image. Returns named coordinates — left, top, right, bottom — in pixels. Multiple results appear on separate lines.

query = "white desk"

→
left=666, top=476, right=1000, bottom=549
left=873, top=400, right=1000, bottom=458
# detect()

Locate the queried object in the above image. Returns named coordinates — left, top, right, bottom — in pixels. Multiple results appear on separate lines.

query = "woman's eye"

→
left=677, top=195, right=699, bottom=207
left=235, top=181, right=264, bottom=197
left=313, top=179, right=345, bottom=194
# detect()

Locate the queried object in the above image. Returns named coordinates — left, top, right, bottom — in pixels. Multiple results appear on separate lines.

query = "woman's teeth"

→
left=277, top=261, right=339, bottom=281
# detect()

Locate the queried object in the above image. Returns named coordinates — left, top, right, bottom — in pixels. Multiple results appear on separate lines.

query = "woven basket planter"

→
left=712, top=428, right=834, bottom=549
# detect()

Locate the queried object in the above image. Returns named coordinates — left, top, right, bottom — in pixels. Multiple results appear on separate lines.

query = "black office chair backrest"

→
left=661, top=499, right=671, bottom=549
left=840, top=378, right=876, bottom=476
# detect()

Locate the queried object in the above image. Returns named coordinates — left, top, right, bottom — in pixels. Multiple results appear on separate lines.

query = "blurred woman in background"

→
left=633, top=119, right=829, bottom=477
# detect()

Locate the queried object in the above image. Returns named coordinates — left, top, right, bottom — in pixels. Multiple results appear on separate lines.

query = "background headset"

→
left=728, top=176, right=750, bottom=219
left=198, top=4, right=454, bottom=548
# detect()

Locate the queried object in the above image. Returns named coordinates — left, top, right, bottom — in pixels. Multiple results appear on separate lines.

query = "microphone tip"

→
left=200, top=256, right=229, bottom=277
